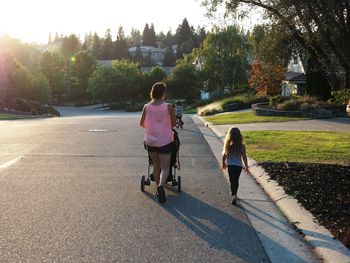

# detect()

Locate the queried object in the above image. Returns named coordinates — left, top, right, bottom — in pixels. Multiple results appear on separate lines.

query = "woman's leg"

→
left=228, top=165, right=242, bottom=196
left=148, top=152, right=161, bottom=186
left=159, top=153, right=171, bottom=186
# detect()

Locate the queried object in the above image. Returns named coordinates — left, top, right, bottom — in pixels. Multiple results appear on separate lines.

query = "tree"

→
left=15, top=67, right=51, bottom=103
left=82, top=33, right=94, bottom=50
left=30, top=72, right=51, bottom=103
left=133, top=43, right=143, bottom=64
left=115, top=26, right=130, bottom=60
left=163, top=47, right=176, bottom=66
left=248, top=25, right=292, bottom=96
left=202, top=0, right=350, bottom=90
left=198, top=26, right=250, bottom=93
left=88, top=66, right=115, bottom=102
left=92, top=33, right=102, bottom=59
left=248, top=63, right=285, bottom=96
left=61, top=34, right=80, bottom=59
left=176, top=18, right=195, bottom=57
left=0, top=52, right=17, bottom=101
left=166, top=62, right=200, bottom=99
left=70, top=50, right=97, bottom=100
left=142, top=23, right=157, bottom=47
left=40, top=51, right=66, bottom=101
left=102, top=29, right=114, bottom=59
left=149, top=24, right=157, bottom=47
left=88, top=60, right=142, bottom=101
left=130, top=28, right=141, bottom=46
left=111, top=60, right=141, bottom=99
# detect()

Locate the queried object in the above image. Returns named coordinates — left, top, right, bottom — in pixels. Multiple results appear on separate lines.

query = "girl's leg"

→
left=159, top=153, right=171, bottom=186
left=228, top=165, right=242, bottom=196
left=148, top=152, right=161, bottom=186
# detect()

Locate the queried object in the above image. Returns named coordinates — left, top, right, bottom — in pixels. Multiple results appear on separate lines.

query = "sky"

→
left=0, top=0, right=264, bottom=44
left=0, top=0, right=212, bottom=44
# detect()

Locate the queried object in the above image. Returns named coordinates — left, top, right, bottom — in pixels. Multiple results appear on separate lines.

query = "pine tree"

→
left=142, top=23, right=150, bottom=46
left=149, top=24, right=157, bottom=47
left=133, top=43, right=143, bottom=65
left=92, top=33, right=102, bottom=59
left=175, top=18, right=195, bottom=58
left=102, top=29, right=114, bottom=60
left=115, top=26, right=130, bottom=60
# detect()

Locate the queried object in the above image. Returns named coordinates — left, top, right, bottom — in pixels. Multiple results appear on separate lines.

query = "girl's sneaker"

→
left=231, top=195, right=238, bottom=205
left=157, top=186, right=166, bottom=204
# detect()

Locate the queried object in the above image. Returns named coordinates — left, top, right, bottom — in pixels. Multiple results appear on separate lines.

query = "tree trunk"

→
left=345, top=68, right=350, bottom=90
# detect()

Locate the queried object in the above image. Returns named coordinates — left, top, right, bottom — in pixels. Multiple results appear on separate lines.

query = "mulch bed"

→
left=260, top=162, right=350, bottom=248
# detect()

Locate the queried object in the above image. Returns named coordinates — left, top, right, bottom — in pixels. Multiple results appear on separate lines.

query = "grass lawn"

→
left=242, top=130, right=350, bottom=165
left=0, top=113, right=42, bottom=120
left=205, top=111, right=307, bottom=125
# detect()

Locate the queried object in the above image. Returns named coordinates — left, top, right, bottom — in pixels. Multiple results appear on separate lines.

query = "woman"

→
left=140, top=82, right=176, bottom=204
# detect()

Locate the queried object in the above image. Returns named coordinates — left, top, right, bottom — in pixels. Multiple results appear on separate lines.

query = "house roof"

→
left=284, top=71, right=306, bottom=84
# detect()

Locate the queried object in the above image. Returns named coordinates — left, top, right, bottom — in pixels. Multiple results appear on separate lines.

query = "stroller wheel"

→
left=177, top=176, right=181, bottom=192
left=141, top=175, right=146, bottom=192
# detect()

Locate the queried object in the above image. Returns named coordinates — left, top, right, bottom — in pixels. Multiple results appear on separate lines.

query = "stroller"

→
left=141, top=129, right=181, bottom=193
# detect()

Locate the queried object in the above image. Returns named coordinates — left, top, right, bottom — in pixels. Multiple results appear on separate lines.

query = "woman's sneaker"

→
left=157, top=186, right=166, bottom=204
left=231, top=195, right=238, bottom=205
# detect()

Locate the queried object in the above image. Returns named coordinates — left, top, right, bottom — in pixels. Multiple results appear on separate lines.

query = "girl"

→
left=140, top=82, right=176, bottom=204
left=222, top=127, right=250, bottom=205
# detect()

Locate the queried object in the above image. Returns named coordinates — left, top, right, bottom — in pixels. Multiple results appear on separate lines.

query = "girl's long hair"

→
left=222, top=127, right=243, bottom=156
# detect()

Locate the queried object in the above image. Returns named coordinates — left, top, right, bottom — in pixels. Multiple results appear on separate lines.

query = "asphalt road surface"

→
left=0, top=111, right=269, bottom=262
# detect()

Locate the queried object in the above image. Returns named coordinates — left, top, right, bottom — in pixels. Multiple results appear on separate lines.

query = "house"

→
left=281, top=54, right=307, bottom=96
left=128, top=45, right=166, bottom=66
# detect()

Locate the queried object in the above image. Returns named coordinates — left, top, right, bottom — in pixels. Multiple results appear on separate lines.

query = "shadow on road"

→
left=143, top=190, right=313, bottom=262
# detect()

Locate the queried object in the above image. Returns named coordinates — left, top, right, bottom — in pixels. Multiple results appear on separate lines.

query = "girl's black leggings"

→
left=228, top=165, right=242, bottom=196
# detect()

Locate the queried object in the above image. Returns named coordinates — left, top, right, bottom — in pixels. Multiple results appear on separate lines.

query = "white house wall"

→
left=287, top=55, right=305, bottom=74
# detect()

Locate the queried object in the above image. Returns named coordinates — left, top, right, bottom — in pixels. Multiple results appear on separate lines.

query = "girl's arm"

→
left=140, top=105, right=146, bottom=128
left=222, top=154, right=227, bottom=169
left=168, top=104, right=176, bottom=128
left=242, top=145, right=250, bottom=174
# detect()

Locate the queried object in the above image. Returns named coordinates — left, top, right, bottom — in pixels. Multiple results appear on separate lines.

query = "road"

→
left=0, top=109, right=270, bottom=262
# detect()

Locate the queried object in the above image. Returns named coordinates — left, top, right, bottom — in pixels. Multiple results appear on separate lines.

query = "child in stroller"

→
left=141, top=129, right=181, bottom=193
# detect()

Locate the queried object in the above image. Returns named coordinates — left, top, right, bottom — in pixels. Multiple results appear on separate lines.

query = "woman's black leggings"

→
left=228, top=165, right=242, bottom=196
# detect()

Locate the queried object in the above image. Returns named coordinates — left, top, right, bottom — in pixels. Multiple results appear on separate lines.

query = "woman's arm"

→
left=140, top=105, right=146, bottom=128
left=168, top=104, right=176, bottom=128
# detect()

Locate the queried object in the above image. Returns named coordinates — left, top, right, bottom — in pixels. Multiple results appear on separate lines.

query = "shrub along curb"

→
left=252, top=103, right=302, bottom=117
left=196, top=115, right=350, bottom=263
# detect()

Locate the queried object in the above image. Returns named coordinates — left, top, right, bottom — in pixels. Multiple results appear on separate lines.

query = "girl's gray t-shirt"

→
left=226, top=145, right=245, bottom=167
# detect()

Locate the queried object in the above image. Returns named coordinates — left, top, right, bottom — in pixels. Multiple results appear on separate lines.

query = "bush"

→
left=30, top=108, right=39, bottom=115
left=200, top=108, right=223, bottom=116
left=125, top=103, right=143, bottom=112
left=109, top=101, right=127, bottom=110
left=276, top=100, right=303, bottom=111
left=222, top=95, right=268, bottom=109
left=330, top=89, right=350, bottom=105
left=198, top=101, right=224, bottom=116
left=300, top=103, right=319, bottom=116
left=308, top=108, right=334, bottom=119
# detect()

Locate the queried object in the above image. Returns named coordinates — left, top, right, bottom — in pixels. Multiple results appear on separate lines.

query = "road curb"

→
left=195, top=115, right=350, bottom=263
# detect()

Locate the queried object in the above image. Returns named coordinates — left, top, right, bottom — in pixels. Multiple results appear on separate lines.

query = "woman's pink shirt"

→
left=144, top=102, right=173, bottom=147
